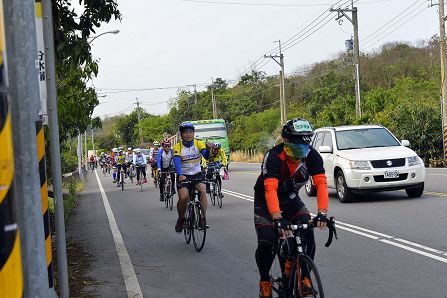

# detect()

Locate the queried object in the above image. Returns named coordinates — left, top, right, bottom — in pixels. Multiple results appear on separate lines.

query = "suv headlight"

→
left=349, top=160, right=371, bottom=170
left=407, top=156, right=420, bottom=167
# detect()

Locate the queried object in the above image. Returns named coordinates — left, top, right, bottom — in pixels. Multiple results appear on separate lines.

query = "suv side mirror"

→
left=401, top=140, right=410, bottom=147
left=318, top=145, right=332, bottom=154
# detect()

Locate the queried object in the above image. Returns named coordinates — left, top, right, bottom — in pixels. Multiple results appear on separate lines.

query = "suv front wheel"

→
left=336, top=171, right=353, bottom=203
left=405, top=183, right=424, bottom=198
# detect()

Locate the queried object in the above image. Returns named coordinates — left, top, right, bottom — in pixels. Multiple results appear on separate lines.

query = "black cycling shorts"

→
left=176, top=173, right=204, bottom=190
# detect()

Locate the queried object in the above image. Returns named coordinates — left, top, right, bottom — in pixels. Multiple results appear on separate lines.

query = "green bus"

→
left=191, top=119, right=230, bottom=163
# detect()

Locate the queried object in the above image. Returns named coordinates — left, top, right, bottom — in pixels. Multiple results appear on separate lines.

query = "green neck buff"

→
left=284, top=143, right=310, bottom=161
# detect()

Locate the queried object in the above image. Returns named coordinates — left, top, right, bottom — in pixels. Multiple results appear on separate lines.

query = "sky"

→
left=89, top=0, right=439, bottom=118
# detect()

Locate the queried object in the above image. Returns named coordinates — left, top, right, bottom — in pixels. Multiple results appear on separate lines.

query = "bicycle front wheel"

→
left=216, top=180, right=222, bottom=208
left=183, top=205, right=192, bottom=244
left=192, top=201, right=206, bottom=252
left=294, top=255, right=324, bottom=298
left=270, top=254, right=286, bottom=298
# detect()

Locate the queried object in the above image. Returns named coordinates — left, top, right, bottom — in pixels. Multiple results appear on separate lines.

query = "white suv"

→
left=305, top=125, right=425, bottom=203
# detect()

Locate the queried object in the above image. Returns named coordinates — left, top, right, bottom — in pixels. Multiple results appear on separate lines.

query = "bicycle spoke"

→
left=192, top=201, right=206, bottom=252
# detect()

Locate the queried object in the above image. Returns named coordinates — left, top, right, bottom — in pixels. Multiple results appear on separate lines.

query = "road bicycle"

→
left=270, top=217, right=337, bottom=298
left=206, top=164, right=223, bottom=208
left=161, top=170, right=174, bottom=210
left=135, top=165, right=145, bottom=192
left=182, top=177, right=207, bottom=252
left=153, top=168, right=160, bottom=188
left=117, top=166, right=125, bottom=191
left=89, top=161, right=95, bottom=173
left=128, top=163, right=136, bottom=184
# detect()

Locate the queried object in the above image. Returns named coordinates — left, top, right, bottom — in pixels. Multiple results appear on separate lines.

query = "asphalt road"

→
left=74, top=164, right=447, bottom=297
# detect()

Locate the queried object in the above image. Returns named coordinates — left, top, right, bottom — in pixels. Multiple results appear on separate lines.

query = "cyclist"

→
left=173, top=122, right=211, bottom=232
left=150, top=141, right=161, bottom=183
left=111, top=148, right=118, bottom=182
left=126, top=147, right=134, bottom=179
left=99, top=152, right=107, bottom=171
left=254, top=118, right=329, bottom=298
left=157, top=140, right=176, bottom=201
left=134, top=148, right=147, bottom=185
left=202, top=142, right=227, bottom=198
left=115, top=147, right=127, bottom=187
left=88, top=154, right=96, bottom=170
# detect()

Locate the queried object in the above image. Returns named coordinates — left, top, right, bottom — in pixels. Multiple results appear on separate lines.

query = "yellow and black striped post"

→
left=0, top=0, right=23, bottom=295
left=444, top=127, right=447, bottom=161
left=36, top=120, right=54, bottom=288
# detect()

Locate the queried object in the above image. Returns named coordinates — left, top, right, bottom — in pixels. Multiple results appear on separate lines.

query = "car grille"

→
left=373, top=173, right=408, bottom=182
left=370, top=158, right=406, bottom=168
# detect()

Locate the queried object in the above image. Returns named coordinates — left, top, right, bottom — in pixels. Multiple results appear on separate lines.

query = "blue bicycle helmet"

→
left=179, top=122, right=195, bottom=133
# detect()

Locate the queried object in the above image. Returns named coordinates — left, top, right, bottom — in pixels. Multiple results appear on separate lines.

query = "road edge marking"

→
left=222, top=188, right=447, bottom=264
left=94, top=170, right=144, bottom=298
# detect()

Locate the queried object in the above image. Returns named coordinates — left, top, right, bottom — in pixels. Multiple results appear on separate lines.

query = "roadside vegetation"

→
left=97, top=37, right=444, bottom=164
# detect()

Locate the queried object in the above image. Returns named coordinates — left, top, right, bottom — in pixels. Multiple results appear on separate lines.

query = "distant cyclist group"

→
left=89, top=118, right=336, bottom=297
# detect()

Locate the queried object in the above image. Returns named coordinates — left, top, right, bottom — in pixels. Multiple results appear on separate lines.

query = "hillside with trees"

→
left=98, top=37, right=443, bottom=161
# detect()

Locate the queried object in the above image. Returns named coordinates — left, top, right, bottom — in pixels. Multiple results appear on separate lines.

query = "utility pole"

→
left=91, top=124, right=95, bottom=156
left=84, top=132, right=87, bottom=166
left=77, top=133, right=83, bottom=177
left=331, top=1, right=362, bottom=117
left=135, top=98, right=143, bottom=145
left=435, top=0, right=447, bottom=160
left=265, top=40, right=287, bottom=124
left=4, top=0, right=52, bottom=296
left=193, top=84, right=198, bottom=104
left=41, top=0, right=69, bottom=295
left=211, top=78, right=218, bottom=118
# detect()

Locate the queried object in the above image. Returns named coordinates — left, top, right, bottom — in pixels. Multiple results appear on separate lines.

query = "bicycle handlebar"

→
left=286, top=217, right=338, bottom=248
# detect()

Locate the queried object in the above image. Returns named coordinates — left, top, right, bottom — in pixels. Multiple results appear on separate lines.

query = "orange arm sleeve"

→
left=312, top=173, right=329, bottom=211
left=264, top=178, right=281, bottom=215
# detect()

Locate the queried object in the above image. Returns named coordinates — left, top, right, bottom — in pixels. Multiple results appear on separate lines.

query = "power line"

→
left=180, top=0, right=391, bottom=7
left=361, top=0, right=424, bottom=44
left=364, top=6, right=429, bottom=50
left=181, top=0, right=343, bottom=7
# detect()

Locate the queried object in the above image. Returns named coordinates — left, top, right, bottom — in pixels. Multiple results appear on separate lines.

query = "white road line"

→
left=222, top=188, right=447, bottom=264
left=95, top=170, right=144, bottom=298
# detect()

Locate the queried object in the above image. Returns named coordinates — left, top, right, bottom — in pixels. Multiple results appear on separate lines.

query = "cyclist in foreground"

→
left=254, top=118, right=329, bottom=298
left=157, top=140, right=176, bottom=201
left=202, top=142, right=228, bottom=199
left=173, top=122, right=211, bottom=232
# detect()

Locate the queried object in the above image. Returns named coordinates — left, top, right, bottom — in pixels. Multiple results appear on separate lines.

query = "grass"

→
left=231, top=150, right=264, bottom=163
left=48, top=177, right=85, bottom=225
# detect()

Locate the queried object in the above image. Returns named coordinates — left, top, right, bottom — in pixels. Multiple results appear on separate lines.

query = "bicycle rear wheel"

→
left=270, top=254, right=287, bottom=298
left=216, top=180, right=222, bottom=208
left=294, top=255, right=324, bottom=298
left=169, top=193, right=174, bottom=211
left=192, top=201, right=206, bottom=252
left=183, top=205, right=192, bottom=244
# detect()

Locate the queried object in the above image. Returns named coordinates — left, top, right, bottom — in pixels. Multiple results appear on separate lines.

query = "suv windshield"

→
left=335, top=128, right=400, bottom=150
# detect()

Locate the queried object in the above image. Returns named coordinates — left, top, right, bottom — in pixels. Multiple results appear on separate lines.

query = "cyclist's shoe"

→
left=302, top=277, right=317, bottom=297
left=144, top=177, right=147, bottom=183
left=259, top=281, right=272, bottom=298
left=160, top=195, right=164, bottom=201
left=198, top=217, right=209, bottom=229
left=175, top=218, right=185, bottom=233
left=112, top=180, right=116, bottom=183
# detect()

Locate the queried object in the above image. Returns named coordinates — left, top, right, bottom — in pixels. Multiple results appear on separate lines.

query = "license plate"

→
left=384, top=170, right=399, bottom=179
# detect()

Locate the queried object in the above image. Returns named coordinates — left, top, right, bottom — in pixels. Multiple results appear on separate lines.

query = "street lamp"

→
left=88, top=29, right=120, bottom=44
